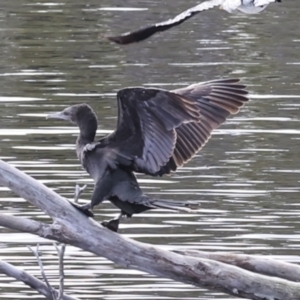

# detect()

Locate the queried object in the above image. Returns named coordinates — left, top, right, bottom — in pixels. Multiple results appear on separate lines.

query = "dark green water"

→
left=0, top=1, right=300, bottom=299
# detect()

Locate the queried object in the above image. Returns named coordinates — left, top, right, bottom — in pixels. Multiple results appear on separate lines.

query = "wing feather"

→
left=107, top=0, right=225, bottom=45
left=221, top=0, right=243, bottom=12
left=174, top=134, right=191, bottom=162
left=176, top=127, right=198, bottom=159
left=182, top=123, right=207, bottom=147
left=108, top=87, right=200, bottom=175
left=254, top=0, right=279, bottom=5
left=154, top=78, right=249, bottom=175
left=173, top=145, right=185, bottom=167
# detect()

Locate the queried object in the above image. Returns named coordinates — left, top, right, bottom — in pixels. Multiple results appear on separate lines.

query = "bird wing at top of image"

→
left=106, top=0, right=281, bottom=45
left=217, top=0, right=281, bottom=14
left=106, top=0, right=225, bottom=45
left=254, top=0, right=281, bottom=6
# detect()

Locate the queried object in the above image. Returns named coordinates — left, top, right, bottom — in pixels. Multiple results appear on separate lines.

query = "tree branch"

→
left=28, top=245, right=57, bottom=299
left=0, top=213, right=60, bottom=238
left=1, top=159, right=300, bottom=300
left=174, top=250, right=300, bottom=282
left=0, top=260, right=80, bottom=300
left=54, top=243, right=66, bottom=300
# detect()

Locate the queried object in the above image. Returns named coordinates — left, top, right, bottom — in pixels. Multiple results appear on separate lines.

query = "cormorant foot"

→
left=70, top=202, right=94, bottom=218
left=101, top=219, right=120, bottom=232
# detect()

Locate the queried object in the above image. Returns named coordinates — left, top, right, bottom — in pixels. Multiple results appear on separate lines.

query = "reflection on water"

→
left=0, top=0, right=300, bottom=299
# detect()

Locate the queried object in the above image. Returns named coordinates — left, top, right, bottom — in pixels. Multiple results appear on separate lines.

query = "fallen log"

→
left=0, top=159, right=300, bottom=300
left=174, top=249, right=300, bottom=282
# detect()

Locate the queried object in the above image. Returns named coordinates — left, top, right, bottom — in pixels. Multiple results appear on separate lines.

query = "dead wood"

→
left=0, top=159, right=300, bottom=300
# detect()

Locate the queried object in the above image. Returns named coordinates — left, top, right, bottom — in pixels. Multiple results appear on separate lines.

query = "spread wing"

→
left=107, top=0, right=225, bottom=45
left=105, top=87, right=201, bottom=175
left=155, top=78, right=249, bottom=176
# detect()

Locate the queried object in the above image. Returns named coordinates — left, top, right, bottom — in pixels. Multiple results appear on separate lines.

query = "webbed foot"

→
left=101, top=219, right=120, bottom=232
left=70, top=202, right=94, bottom=218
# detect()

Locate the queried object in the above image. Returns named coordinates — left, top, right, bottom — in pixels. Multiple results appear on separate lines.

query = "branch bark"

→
left=174, top=249, right=300, bottom=282
left=0, top=260, right=80, bottom=300
left=1, top=159, right=300, bottom=300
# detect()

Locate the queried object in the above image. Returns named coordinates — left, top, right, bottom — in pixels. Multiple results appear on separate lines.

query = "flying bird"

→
left=47, top=78, right=249, bottom=231
left=107, top=0, right=281, bottom=45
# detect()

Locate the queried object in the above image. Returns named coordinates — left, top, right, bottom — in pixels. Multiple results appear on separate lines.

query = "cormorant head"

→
left=47, top=103, right=97, bottom=126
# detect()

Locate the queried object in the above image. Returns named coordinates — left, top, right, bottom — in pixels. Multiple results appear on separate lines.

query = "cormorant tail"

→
left=150, top=199, right=199, bottom=212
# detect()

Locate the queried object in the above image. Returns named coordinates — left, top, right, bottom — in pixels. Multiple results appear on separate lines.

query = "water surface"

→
left=0, top=1, right=300, bottom=299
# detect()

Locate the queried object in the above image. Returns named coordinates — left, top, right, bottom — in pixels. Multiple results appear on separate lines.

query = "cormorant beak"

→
left=46, top=111, right=69, bottom=120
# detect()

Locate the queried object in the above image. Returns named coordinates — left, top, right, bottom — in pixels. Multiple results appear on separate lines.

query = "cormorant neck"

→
left=77, top=112, right=98, bottom=145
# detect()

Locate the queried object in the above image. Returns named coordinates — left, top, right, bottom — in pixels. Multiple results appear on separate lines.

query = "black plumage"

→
left=47, top=78, right=249, bottom=231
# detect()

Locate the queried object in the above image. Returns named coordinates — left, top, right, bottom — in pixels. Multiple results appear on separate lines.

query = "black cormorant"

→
left=107, top=0, right=281, bottom=45
left=47, top=78, right=249, bottom=231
